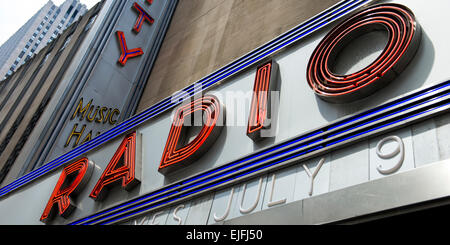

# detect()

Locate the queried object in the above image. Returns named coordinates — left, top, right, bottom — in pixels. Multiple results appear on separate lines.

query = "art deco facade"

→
left=0, top=0, right=449, bottom=226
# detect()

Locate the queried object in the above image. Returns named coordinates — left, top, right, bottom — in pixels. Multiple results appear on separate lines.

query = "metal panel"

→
left=329, top=140, right=369, bottom=191
left=411, top=119, right=440, bottom=167
left=369, top=127, right=415, bottom=180
left=225, top=159, right=450, bottom=225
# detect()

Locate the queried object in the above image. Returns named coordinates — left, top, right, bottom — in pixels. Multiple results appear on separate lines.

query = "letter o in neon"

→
left=307, top=3, right=421, bottom=103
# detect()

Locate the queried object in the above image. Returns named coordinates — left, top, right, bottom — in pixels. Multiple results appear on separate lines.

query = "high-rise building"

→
left=0, top=0, right=87, bottom=81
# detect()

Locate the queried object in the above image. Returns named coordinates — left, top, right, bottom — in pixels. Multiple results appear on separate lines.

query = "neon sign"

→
left=307, top=4, right=421, bottom=103
left=40, top=158, right=94, bottom=223
left=90, top=132, right=140, bottom=201
left=116, top=0, right=154, bottom=66
left=247, top=60, right=279, bottom=141
left=132, top=2, right=155, bottom=33
left=41, top=132, right=140, bottom=222
left=22, top=1, right=446, bottom=222
left=159, top=95, right=225, bottom=174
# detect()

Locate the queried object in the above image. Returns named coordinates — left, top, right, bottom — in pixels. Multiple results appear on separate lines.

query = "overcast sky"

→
left=0, top=0, right=101, bottom=46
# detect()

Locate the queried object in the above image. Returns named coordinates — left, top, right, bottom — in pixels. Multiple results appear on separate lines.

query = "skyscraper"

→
left=0, top=0, right=87, bottom=81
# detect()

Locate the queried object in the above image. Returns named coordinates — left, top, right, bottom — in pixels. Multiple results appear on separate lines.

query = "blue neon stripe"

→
left=326, top=102, right=450, bottom=147
left=99, top=145, right=325, bottom=225
left=0, top=0, right=370, bottom=197
left=88, top=99, right=450, bottom=225
left=76, top=88, right=450, bottom=225
left=327, top=92, right=450, bottom=138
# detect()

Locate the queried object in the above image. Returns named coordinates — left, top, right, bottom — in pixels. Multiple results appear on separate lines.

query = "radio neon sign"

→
left=40, top=3, right=423, bottom=223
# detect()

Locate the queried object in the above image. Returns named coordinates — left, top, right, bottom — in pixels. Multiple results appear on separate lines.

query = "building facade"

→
left=0, top=0, right=87, bottom=81
left=1, top=0, right=450, bottom=226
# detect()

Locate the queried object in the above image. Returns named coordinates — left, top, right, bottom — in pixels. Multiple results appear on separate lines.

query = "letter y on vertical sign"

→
left=116, top=31, right=144, bottom=66
left=40, top=158, right=94, bottom=223
left=247, top=60, right=280, bottom=141
left=89, top=132, right=142, bottom=201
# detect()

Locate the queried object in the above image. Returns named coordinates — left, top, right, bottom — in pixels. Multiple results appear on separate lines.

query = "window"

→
left=59, top=34, right=72, bottom=52
left=39, top=52, right=52, bottom=68
left=18, top=51, right=25, bottom=58
left=84, top=15, right=97, bottom=32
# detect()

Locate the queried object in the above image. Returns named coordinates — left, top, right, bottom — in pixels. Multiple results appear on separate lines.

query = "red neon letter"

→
left=247, top=60, right=279, bottom=141
left=159, top=95, right=225, bottom=174
left=132, top=2, right=154, bottom=33
left=40, top=158, right=93, bottom=223
left=116, top=31, right=144, bottom=66
left=89, top=132, right=140, bottom=201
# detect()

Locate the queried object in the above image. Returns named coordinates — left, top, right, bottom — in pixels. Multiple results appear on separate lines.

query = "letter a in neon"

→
left=89, top=132, right=141, bottom=201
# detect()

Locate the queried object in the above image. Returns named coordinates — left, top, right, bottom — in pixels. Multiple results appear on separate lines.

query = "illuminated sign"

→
left=3, top=0, right=448, bottom=226
left=116, top=31, right=144, bottom=66
left=247, top=60, right=279, bottom=141
left=41, top=132, right=140, bottom=222
left=159, top=95, right=225, bottom=174
left=40, top=158, right=94, bottom=223
left=117, top=0, right=154, bottom=66
left=39, top=2, right=427, bottom=223
left=307, top=4, right=421, bottom=103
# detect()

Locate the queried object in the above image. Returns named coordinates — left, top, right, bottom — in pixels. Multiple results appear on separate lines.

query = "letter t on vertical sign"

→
left=40, top=158, right=94, bottom=223
left=159, top=95, right=225, bottom=174
left=132, top=2, right=154, bottom=33
left=89, top=132, right=141, bottom=201
left=247, top=60, right=280, bottom=141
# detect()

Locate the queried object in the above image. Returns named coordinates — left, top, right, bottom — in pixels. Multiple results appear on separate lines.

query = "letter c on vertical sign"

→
left=247, top=60, right=279, bottom=141
left=89, top=132, right=141, bottom=201
left=40, top=158, right=94, bottom=223
left=159, top=95, right=225, bottom=174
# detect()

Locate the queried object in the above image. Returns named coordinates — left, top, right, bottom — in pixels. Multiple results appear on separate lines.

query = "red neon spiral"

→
left=307, top=4, right=421, bottom=103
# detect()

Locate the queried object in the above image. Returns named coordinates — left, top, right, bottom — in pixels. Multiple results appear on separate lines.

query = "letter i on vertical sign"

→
left=247, top=60, right=280, bottom=141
